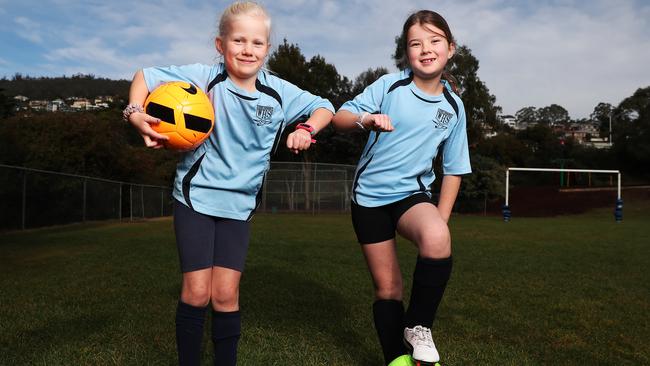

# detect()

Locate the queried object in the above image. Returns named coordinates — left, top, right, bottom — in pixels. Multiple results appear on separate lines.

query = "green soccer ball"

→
left=388, top=355, right=414, bottom=366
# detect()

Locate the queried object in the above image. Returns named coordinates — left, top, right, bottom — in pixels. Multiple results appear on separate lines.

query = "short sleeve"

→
left=339, top=77, right=385, bottom=114
left=280, top=80, right=334, bottom=124
left=442, top=105, right=472, bottom=175
left=142, top=63, right=217, bottom=92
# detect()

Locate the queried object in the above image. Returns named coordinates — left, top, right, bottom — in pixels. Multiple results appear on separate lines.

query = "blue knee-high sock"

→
left=176, top=301, right=208, bottom=366
left=211, top=310, right=241, bottom=366
left=373, top=299, right=407, bottom=365
left=405, top=256, right=453, bottom=329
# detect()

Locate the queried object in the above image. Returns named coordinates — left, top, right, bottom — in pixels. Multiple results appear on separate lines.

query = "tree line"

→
left=1, top=39, right=648, bottom=207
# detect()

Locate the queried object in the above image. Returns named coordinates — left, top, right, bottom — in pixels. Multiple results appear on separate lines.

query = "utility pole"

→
left=609, top=113, right=613, bottom=147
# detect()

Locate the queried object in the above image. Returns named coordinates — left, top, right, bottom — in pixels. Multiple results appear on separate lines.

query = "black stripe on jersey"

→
left=207, top=70, right=228, bottom=93
left=387, top=72, right=414, bottom=94
left=256, top=79, right=282, bottom=107
left=182, top=153, right=206, bottom=209
left=364, top=131, right=381, bottom=158
left=417, top=157, right=436, bottom=192
left=352, top=155, right=374, bottom=203
left=272, top=120, right=285, bottom=154
left=416, top=174, right=426, bottom=192
left=227, top=88, right=258, bottom=101
left=442, top=87, right=459, bottom=116
left=247, top=172, right=266, bottom=221
left=428, top=155, right=437, bottom=189
left=411, top=90, right=441, bottom=104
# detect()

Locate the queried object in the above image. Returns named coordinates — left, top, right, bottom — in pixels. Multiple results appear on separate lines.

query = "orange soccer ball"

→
left=144, top=81, right=215, bottom=150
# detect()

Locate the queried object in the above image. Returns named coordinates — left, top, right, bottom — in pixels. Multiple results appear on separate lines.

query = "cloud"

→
left=14, top=16, right=43, bottom=44
left=442, top=0, right=650, bottom=117
left=2, top=0, right=649, bottom=118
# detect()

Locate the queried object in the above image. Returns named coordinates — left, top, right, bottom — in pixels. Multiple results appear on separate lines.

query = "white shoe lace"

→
left=410, top=325, right=434, bottom=348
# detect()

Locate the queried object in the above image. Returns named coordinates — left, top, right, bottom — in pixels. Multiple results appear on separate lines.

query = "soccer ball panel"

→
left=143, top=81, right=215, bottom=150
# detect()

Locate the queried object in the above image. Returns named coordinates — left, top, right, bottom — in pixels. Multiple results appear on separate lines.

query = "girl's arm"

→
left=286, top=107, right=333, bottom=154
left=126, top=70, right=169, bottom=148
left=332, top=110, right=394, bottom=132
left=437, top=175, right=462, bottom=223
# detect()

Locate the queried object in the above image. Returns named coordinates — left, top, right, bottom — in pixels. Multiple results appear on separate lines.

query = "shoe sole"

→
left=403, top=338, right=440, bottom=366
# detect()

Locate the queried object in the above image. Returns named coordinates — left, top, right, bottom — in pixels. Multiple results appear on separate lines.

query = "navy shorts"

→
left=173, top=200, right=250, bottom=273
left=351, top=192, right=434, bottom=244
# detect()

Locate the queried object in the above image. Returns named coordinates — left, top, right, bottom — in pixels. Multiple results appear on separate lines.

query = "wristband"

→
left=355, top=112, right=369, bottom=130
left=295, top=123, right=317, bottom=143
left=123, top=103, right=144, bottom=122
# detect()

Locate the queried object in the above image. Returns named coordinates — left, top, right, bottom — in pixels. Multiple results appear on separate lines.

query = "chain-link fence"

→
left=3, top=161, right=520, bottom=231
left=0, top=162, right=358, bottom=231
left=261, top=162, right=356, bottom=214
left=0, top=164, right=173, bottom=231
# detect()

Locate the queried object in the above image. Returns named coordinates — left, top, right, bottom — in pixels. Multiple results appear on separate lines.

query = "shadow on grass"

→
left=11, top=313, right=111, bottom=364
left=241, top=264, right=377, bottom=365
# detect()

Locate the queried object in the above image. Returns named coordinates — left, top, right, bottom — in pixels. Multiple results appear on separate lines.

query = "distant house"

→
left=47, top=99, right=67, bottom=112
left=14, top=95, right=29, bottom=102
left=71, top=98, right=90, bottom=110
left=28, top=100, right=48, bottom=111
left=500, top=114, right=517, bottom=129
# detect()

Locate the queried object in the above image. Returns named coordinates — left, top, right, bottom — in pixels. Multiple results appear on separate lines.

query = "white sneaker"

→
left=404, top=325, right=440, bottom=363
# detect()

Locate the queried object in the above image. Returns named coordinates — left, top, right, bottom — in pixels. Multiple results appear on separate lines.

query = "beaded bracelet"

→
left=122, top=103, right=144, bottom=122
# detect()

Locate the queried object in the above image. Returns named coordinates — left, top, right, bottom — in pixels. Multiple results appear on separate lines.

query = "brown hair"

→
left=396, top=10, right=459, bottom=93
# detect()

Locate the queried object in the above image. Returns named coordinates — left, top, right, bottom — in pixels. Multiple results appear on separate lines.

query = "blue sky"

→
left=1, top=0, right=649, bottom=118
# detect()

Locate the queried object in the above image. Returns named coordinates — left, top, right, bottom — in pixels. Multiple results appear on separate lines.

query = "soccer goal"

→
left=502, top=167, right=622, bottom=222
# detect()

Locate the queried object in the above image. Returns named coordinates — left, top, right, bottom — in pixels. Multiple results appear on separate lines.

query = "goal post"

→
left=503, top=167, right=622, bottom=222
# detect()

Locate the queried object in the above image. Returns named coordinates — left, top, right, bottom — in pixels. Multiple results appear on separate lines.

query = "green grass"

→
left=1, top=202, right=649, bottom=365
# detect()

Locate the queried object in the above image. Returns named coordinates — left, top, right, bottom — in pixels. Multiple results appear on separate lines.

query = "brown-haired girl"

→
left=332, top=10, right=471, bottom=366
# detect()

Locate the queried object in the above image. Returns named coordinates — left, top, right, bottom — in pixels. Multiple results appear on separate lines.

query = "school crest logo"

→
left=254, top=105, right=274, bottom=126
left=434, top=109, right=453, bottom=129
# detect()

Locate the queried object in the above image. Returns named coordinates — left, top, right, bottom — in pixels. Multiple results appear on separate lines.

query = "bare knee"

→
left=417, top=226, right=451, bottom=258
left=211, top=284, right=240, bottom=311
left=181, top=282, right=211, bottom=307
left=374, top=278, right=403, bottom=300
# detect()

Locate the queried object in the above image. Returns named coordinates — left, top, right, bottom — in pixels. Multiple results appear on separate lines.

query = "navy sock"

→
left=373, top=299, right=407, bottom=365
left=176, top=301, right=208, bottom=366
left=405, top=256, right=453, bottom=328
left=211, top=310, right=241, bottom=366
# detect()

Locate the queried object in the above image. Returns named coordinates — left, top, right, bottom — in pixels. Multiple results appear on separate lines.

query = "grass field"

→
left=1, top=202, right=649, bottom=365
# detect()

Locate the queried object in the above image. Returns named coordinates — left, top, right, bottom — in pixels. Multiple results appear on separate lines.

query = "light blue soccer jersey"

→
left=340, top=69, right=472, bottom=207
left=143, top=63, right=334, bottom=220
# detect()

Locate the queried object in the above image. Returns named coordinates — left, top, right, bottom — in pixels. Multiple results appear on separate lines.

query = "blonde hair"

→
left=218, top=1, right=271, bottom=40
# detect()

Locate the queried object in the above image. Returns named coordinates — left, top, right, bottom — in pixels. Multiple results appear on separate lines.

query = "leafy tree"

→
left=537, top=104, right=570, bottom=125
left=266, top=39, right=309, bottom=88
left=516, top=124, right=564, bottom=165
left=0, top=111, right=177, bottom=185
left=589, top=102, right=613, bottom=138
left=268, top=39, right=366, bottom=165
left=611, top=86, right=650, bottom=178
left=0, top=88, right=16, bottom=119
left=0, top=74, right=129, bottom=101
left=457, top=154, right=505, bottom=212
left=515, top=106, right=538, bottom=124
left=351, top=67, right=389, bottom=97
left=475, top=133, right=529, bottom=167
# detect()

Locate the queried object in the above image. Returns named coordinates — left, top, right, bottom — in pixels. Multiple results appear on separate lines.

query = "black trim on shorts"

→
left=351, top=192, right=434, bottom=244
